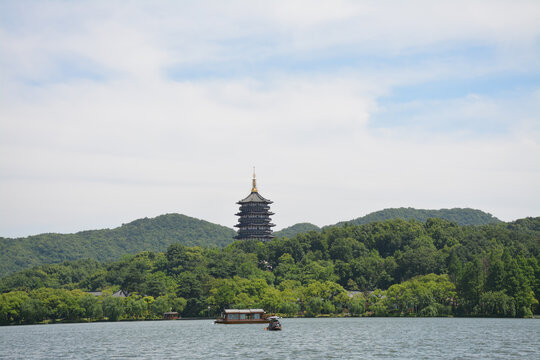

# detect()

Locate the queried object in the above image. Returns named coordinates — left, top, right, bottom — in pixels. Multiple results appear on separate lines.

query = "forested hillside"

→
left=274, top=223, right=321, bottom=238
left=0, top=214, right=236, bottom=277
left=1, top=217, right=538, bottom=324
left=275, top=208, right=499, bottom=239
left=0, top=208, right=502, bottom=277
left=332, top=207, right=501, bottom=227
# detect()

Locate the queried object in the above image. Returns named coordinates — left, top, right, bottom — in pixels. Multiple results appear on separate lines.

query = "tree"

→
left=280, top=301, right=300, bottom=316
left=456, top=259, right=483, bottom=314
left=479, top=291, right=515, bottom=317
left=349, top=294, right=366, bottom=316
left=20, top=298, right=46, bottom=324
left=144, top=271, right=177, bottom=298
left=329, top=237, right=356, bottom=262
left=0, top=291, right=29, bottom=324
left=124, top=297, right=146, bottom=319
left=260, top=287, right=283, bottom=313
left=367, top=290, right=387, bottom=316
left=305, top=297, right=323, bottom=316
left=396, top=246, right=442, bottom=281
left=273, top=253, right=300, bottom=283
left=169, top=295, right=187, bottom=314
left=151, top=296, right=171, bottom=317
left=102, top=296, right=124, bottom=321
left=79, top=294, right=102, bottom=320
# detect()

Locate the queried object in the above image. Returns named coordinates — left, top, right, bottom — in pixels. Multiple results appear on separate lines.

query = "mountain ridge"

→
left=0, top=214, right=236, bottom=277
left=330, top=207, right=501, bottom=227
left=1, top=207, right=502, bottom=277
left=274, top=207, right=501, bottom=238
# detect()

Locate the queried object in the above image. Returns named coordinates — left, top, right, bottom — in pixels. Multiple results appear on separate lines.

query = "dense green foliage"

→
left=0, top=214, right=236, bottom=277
left=1, top=217, right=538, bottom=324
left=0, top=208, right=500, bottom=278
left=332, top=208, right=501, bottom=227
left=0, top=288, right=187, bottom=324
left=275, top=208, right=499, bottom=239
left=274, top=223, right=321, bottom=238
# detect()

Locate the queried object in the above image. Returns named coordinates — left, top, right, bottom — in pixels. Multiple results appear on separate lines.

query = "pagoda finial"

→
left=251, top=167, right=258, bottom=193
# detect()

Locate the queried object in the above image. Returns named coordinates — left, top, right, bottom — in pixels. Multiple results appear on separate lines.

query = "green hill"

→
left=0, top=208, right=502, bottom=277
left=277, top=208, right=500, bottom=239
left=274, top=223, right=321, bottom=238
left=0, top=214, right=236, bottom=277
left=330, top=207, right=501, bottom=227
left=1, top=217, right=538, bottom=321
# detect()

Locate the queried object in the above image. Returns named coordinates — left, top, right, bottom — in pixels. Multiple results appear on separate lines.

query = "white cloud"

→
left=0, top=1, right=539, bottom=237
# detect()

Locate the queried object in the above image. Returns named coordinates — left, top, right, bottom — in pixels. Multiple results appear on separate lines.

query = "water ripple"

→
left=0, top=318, right=539, bottom=359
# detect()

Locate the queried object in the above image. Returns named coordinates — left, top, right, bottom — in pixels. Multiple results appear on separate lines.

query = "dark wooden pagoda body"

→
left=234, top=175, right=275, bottom=242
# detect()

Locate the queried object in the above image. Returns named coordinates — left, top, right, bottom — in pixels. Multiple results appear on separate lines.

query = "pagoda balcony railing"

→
left=235, top=235, right=275, bottom=241
left=237, top=232, right=274, bottom=238
left=236, top=232, right=274, bottom=238
left=241, top=202, right=272, bottom=207
left=237, top=210, right=274, bottom=216
left=235, top=212, right=275, bottom=216
left=238, top=228, right=272, bottom=234
left=238, top=210, right=272, bottom=216
left=236, top=223, right=276, bottom=228
left=236, top=221, right=275, bottom=226
left=239, top=213, right=273, bottom=217
left=235, top=223, right=274, bottom=228
left=236, top=214, right=274, bottom=218
left=235, top=224, right=272, bottom=228
left=236, top=224, right=274, bottom=229
left=239, top=205, right=271, bottom=211
left=236, top=218, right=273, bottom=224
left=235, top=224, right=274, bottom=229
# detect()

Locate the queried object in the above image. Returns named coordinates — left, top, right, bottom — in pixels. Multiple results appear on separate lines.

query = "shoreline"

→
left=2, top=314, right=537, bottom=327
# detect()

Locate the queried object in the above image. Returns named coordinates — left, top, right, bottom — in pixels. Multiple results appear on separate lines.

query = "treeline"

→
left=332, top=207, right=501, bottom=227
left=275, top=208, right=500, bottom=239
left=274, top=223, right=321, bottom=238
left=1, top=217, right=538, bottom=324
left=0, top=288, right=187, bottom=324
left=0, top=214, right=236, bottom=277
left=0, top=208, right=501, bottom=277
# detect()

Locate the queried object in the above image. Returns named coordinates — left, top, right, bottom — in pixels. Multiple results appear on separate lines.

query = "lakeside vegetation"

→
left=1, top=216, right=538, bottom=325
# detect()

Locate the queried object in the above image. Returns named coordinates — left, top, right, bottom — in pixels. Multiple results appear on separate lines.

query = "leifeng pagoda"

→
left=234, top=171, right=275, bottom=242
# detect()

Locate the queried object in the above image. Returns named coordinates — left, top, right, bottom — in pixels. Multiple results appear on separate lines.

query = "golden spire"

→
left=251, top=166, right=258, bottom=193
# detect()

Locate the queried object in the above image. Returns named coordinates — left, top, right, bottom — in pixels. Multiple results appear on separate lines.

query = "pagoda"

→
left=234, top=170, right=275, bottom=242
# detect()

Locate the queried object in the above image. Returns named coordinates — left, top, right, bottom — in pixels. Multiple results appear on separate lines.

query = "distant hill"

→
left=274, top=223, right=321, bottom=238
left=330, top=207, right=501, bottom=227
left=0, top=208, right=502, bottom=277
left=0, top=214, right=236, bottom=277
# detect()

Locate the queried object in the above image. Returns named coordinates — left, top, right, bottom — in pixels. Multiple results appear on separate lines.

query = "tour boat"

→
left=265, top=316, right=282, bottom=331
left=215, top=309, right=271, bottom=324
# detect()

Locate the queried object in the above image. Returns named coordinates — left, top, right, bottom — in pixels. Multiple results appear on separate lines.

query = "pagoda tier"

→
left=235, top=220, right=275, bottom=227
left=234, top=172, right=275, bottom=242
left=235, top=212, right=275, bottom=216
left=235, top=217, right=275, bottom=224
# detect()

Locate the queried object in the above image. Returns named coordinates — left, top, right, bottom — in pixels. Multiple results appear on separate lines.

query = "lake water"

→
left=0, top=318, right=538, bottom=359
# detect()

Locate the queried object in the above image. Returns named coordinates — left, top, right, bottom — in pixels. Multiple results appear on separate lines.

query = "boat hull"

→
left=215, top=319, right=270, bottom=324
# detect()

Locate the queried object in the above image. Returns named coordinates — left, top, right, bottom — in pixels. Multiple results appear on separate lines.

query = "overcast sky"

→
left=1, top=1, right=539, bottom=238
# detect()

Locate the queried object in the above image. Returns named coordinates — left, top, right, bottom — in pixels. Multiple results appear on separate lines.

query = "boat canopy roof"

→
left=224, top=309, right=265, bottom=314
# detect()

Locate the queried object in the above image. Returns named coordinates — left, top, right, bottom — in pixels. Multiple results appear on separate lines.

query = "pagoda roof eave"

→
left=237, top=191, right=273, bottom=204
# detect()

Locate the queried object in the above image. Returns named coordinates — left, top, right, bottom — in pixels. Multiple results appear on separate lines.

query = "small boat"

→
left=265, top=316, right=282, bottom=331
left=215, top=309, right=271, bottom=324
